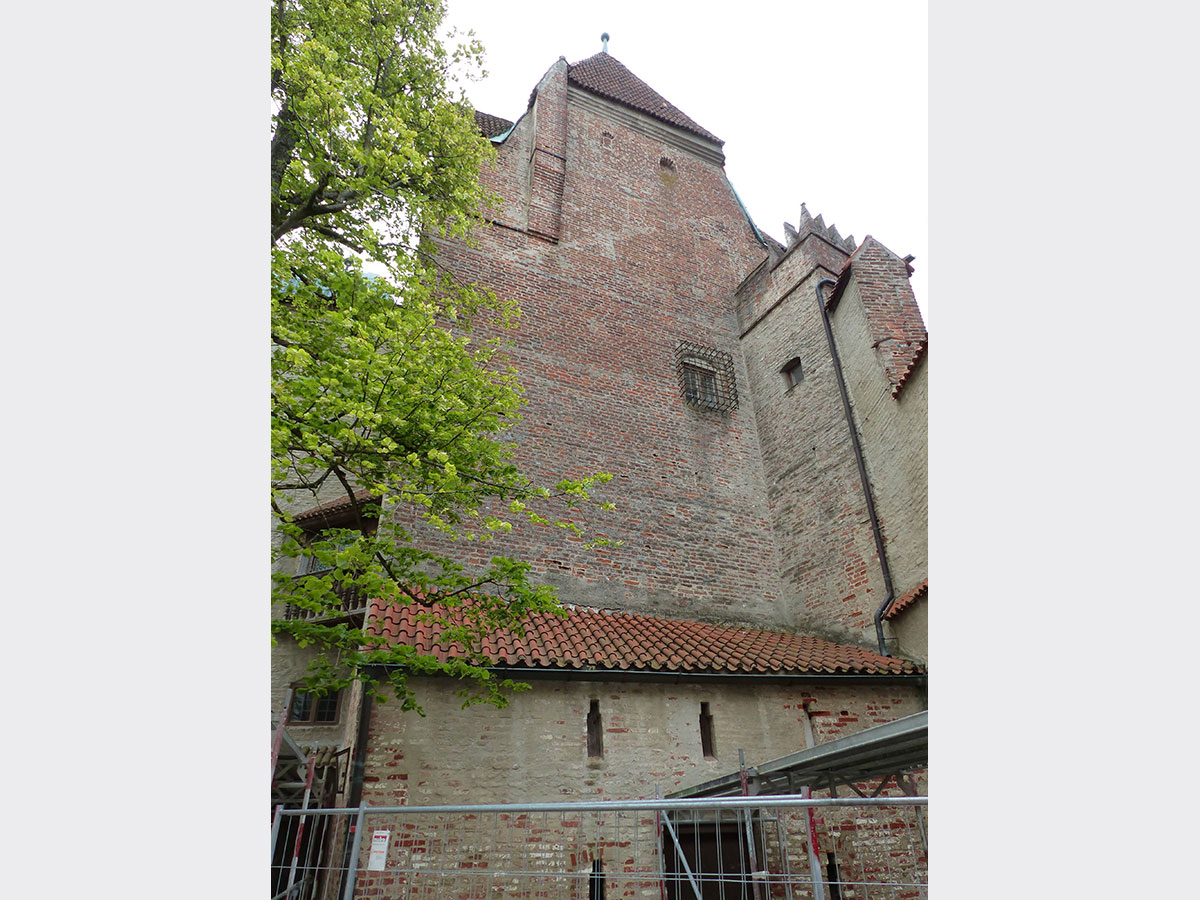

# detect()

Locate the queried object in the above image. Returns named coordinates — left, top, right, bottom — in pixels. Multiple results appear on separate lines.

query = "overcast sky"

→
left=440, top=0, right=929, bottom=322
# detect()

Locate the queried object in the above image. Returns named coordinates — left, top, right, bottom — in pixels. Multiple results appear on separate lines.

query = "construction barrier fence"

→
left=271, top=795, right=928, bottom=900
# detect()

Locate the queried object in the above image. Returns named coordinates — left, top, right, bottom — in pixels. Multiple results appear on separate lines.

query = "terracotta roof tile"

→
left=890, top=339, right=927, bottom=399
left=367, top=600, right=921, bottom=677
left=885, top=579, right=928, bottom=621
left=473, top=110, right=513, bottom=139
left=826, top=238, right=927, bottom=398
left=292, top=489, right=375, bottom=525
left=300, top=745, right=343, bottom=769
left=567, top=53, right=722, bottom=145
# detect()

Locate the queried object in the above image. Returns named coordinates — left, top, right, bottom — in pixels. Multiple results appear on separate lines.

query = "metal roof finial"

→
left=601, top=32, right=610, bottom=53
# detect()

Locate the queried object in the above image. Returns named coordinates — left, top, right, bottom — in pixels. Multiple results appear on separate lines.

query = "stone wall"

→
left=350, top=675, right=926, bottom=899
left=828, top=242, right=928, bottom=657
left=360, top=675, right=925, bottom=806
left=271, top=639, right=364, bottom=765
left=734, top=235, right=885, bottom=645
left=731, top=230, right=929, bottom=652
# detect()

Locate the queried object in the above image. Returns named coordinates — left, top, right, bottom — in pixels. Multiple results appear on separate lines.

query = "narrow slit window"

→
left=825, top=853, right=843, bottom=900
left=782, top=356, right=803, bottom=390
left=587, top=699, right=604, bottom=758
left=699, top=702, right=715, bottom=759
left=589, top=859, right=605, bottom=900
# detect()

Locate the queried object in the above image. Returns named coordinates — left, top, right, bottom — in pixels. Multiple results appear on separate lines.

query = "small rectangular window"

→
left=699, top=702, right=715, bottom=759
left=290, top=688, right=340, bottom=724
left=291, top=691, right=313, bottom=722
left=587, top=699, right=604, bottom=758
left=782, top=356, right=803, bottom=390
left=682, top=364, right=718, bottom=407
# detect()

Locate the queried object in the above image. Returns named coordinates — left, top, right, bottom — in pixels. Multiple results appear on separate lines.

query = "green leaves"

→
left=273, top=0, right=499, bottom=256
left=271, top=0, right=616, bottom=714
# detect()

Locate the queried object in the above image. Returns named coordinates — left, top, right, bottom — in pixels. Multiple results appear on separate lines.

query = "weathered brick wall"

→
left=730, top=231, right=928, bottom=654
left=526, top=60, right=568, bottom=241
left=360, top=676, right=924, bottom=806
left=478, top=103, right=531, bottom=230
left=352, top=676, right=925, bottom=899
left=428, top=75, right=794, bottom=626
left=734, top=235, right=887, bottom=645
left=829, top=245, right=928, bottom=659
left=271, top=639, right=363, bottom=758
left=833, top=238, right=927, bottom=398
left=271, top=482, right=369, bottom=742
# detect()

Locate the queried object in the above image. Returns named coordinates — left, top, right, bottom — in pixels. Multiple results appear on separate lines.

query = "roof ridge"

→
left=565, top=52, right=722, bottom=145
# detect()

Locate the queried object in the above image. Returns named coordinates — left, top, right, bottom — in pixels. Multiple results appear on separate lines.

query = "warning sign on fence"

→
left=368, top=830, right=390, bottom=871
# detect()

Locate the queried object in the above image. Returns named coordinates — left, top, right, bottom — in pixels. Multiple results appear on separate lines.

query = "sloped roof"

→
left=884, top=579, right=927, bottom=621
left=567, top=53, right=722, bottom=145
left=367, top=600, right=921, bottom=676
left=292, top=489, right=375, bottom=525
left=473, top=109, right=513, bottom=138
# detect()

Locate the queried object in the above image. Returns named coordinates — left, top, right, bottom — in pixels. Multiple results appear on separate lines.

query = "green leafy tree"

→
left=271, top=0, right=612, bottom=712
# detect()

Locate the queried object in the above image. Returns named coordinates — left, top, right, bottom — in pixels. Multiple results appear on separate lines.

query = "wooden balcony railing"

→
left=282, top=572, right=369, bottom=622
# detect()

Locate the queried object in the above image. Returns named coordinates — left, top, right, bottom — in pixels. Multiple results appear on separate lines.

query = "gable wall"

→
left=430, top=73, right=797, bottom=626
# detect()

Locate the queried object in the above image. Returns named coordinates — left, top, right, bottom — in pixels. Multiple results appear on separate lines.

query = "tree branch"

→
left=310, top=224, right=366, bottom=254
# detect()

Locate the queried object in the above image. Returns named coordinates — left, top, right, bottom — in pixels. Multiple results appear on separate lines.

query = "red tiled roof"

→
left=889, top=339, right=927, bottom=399
left=567, top=53, right=722, bottom=145
left=292, top=489, right=375, bottom=525
left=884, top=579, right=927, bottom=621
left=473, top=109, right=513, bottom=138
left=367, top=600, right=921, bottom=676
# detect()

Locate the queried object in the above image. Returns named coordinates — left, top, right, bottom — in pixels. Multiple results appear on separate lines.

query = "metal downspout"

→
left=814, top=278, right=896, bottom=656
left=335, top=687, right=374, bottom=900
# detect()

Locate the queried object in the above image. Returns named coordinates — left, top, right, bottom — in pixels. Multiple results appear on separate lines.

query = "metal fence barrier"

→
left=271, top=795, right=927, bottom=900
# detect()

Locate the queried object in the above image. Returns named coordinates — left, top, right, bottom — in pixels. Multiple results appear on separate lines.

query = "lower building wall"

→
left=348, top=675, right=926, bottom=899
left=360, top=675, right=925, bottom=805
left=272, top=636, right=364, bottom=806
left=890, top=598, right=929, bottom=665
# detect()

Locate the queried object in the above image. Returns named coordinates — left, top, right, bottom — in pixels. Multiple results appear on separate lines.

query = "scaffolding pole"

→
left=739, top=749, right=765, bottom=900
left=285, top=754, right=317, bottom=896
left=339, top=804, right=367, bottom=900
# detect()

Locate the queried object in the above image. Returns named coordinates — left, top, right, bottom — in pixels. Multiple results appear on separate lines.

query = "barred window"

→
left=675, top=341, right=738, bottom=411
left=682, top=363, right=717, bottom=407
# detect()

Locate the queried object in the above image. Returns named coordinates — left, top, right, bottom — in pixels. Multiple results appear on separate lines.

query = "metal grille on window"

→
left=675, top=341, right=738, bottom=411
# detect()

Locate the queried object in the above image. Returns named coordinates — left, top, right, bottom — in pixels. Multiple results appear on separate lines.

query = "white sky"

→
left=441, top=0, right=929, bottom=322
